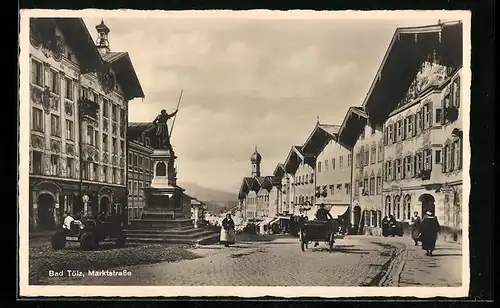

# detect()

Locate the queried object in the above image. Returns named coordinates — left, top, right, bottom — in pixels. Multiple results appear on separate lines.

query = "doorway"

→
left=419, top=193, right=436, bottom=215
left=353, top=205, right=362, bottom=229
left=37, top=193, right=55, bottom=229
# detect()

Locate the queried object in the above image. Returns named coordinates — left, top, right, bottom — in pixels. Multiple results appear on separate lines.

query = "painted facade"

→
left=382, top=62, right=463, bottom=242
left=29, top=18, right=144, bottom=230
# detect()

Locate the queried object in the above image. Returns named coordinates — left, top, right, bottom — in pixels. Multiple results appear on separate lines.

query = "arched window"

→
left=155, top=162, right=166, bottom=176
left=404, top=194, right=412, bottom=220
left=394, top=195, right=401, bottom=220
left=385, top=196, right=392, bottom=217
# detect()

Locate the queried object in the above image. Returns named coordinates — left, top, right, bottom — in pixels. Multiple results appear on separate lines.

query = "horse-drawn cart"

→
left=298, top=219, right=338, bottom=252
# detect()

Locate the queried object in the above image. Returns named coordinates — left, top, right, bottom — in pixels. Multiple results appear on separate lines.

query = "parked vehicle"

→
left=51, top=218, right=126, bottom=250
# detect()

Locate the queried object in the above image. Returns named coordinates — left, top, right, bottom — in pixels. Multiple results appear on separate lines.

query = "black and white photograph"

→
left=19, top=9, right=471, bottom=298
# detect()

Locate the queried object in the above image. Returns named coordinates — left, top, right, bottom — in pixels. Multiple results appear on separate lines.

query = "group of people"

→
left=382, top=214, right=401, bottom=236
left=410, top=210, right=441, bottom=256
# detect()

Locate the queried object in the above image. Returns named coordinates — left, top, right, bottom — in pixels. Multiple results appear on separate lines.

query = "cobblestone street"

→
left=38, top=234, right=463, bottom=287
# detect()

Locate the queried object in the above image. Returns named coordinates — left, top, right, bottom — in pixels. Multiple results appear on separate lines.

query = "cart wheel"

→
left=299, top=230, right=306, bottom=252
left=328, top=232, right=335, bottom=253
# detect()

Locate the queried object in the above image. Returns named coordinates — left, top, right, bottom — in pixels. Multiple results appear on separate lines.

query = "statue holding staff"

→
left=152, top=108, right=178, bottom=152
left=152, top=89, right=184, bottom=152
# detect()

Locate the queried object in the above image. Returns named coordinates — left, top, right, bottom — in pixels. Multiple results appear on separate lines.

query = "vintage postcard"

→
left=19, top=9, right=471, bottom=298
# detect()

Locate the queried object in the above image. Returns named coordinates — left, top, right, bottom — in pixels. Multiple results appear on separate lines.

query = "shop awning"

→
left=257, top=217, right=276, bottom=226
left=329, top=205, right=349, bottom=218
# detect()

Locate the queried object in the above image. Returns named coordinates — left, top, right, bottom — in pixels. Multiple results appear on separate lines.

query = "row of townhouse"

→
left=28, top=18, right=145, bottom=230
left=238, top=20, right=465, bottom=242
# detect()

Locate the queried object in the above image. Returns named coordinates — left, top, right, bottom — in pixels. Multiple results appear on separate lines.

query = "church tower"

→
left=250, top=145, right=262, bottom=177
left=95, top=20, right=111, bottom=56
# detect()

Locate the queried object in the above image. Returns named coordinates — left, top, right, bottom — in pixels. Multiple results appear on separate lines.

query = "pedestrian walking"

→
left=410, top=211, right=422, bottom=246
left=382, top=215, right=389, bottom=236
left=420, top=211, right=441, bottom=256
left=388, top=214, right=397, bottom=236
left=220, top=213, right=235, bottom=247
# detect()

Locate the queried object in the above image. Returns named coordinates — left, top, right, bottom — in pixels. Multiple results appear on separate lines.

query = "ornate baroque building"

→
left=29, top=18, right=144, bottom=230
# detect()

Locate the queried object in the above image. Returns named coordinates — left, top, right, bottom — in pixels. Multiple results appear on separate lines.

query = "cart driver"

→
left=62, top=212, right=74, bottom=233
left=315, top=203, right=333, bottom=221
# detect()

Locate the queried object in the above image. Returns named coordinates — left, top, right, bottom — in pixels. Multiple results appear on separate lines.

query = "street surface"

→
left=39, top=234, right=462, bottom=287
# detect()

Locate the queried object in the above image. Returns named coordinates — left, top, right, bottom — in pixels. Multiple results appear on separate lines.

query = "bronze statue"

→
left=152, top=108, right=178, bottom=151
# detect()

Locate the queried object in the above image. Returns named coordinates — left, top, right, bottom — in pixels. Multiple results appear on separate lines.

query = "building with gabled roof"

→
left=29, top=17, right=144, bottom=230
left=238, top=147, right=280, bottom=223
left=338, top=20, right=464, bottom=240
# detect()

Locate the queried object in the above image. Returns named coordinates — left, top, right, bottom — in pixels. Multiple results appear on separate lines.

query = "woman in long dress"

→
left=420, top=211, right=441, bottom=256
left=220, top=213, right=235, bottom=247
left=410, top=211, right=422, bottom=246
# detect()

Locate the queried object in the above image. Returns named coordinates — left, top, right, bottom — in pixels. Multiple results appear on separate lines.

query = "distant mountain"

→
left=177, top=181, right=239, bottom=213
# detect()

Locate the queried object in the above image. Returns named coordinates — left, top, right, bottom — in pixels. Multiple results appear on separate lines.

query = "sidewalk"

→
left=396, top=239, right=463, bottom=287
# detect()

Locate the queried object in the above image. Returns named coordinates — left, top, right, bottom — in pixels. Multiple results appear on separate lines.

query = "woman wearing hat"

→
left=419, top=211, right=441, bottom=256
left=410, top=211, right=422, bottom=246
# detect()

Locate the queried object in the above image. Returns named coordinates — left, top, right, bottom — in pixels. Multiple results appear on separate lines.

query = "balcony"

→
left=79, top=98, right=100, bottom=120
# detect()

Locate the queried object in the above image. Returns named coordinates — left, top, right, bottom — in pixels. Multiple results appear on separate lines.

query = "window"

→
left=128, top=180, right=133, bottom=196
left=92, top=91, right=98, bottom=103
left=344, top=183, right=350, bottom=196
left=32, top=151, right=43, bottom=175
left=50, top=154, right=60, bottom=175
left=66, top=157, right=74, bottom=178
left=112, top=104, right=118, bottom=122
left=50, top=115, right=60, bottom=137
left=81, top=87, right=90, bottom=99
left=355, top=153, right=360, bottom=168
left=332, top=158, right=336, bottom=170
left=32, top=107, right=43, bottom=132
left=103, top=166, right=108, bottom=182
left=305, top=174, right=309, bottom=183
left=405, top=156, right=413, bottom=178
left=50, top=70, right=60, bottom=94
left=120, top=141, right=125, bottom=155
left=414, top=152, right=423, bottom=174
left=363, top=178, right=368, bottom=192
left=139, top=182, right=144, bottom=197
left=364, top=147, right=369, bottom=167
left=376, top=176, right=382, bottom=195
left=324, top=160, right=329, bottom=171
left=103, top=99, right=109, bottom=117
left=424, top=149, right=432, bottom=171
left=65, top=78, right=73, bottom=100
left=103, top=134, right=108, bottom=151
left=113, top=168, right=117, bottom=183
left=387, top=125, right=394, bottom=144
left=394, top=195, right=401, bottom=220
left=94, top=131, right=99, bottom=149
left=121, top=170, right=125, bottom=185
left=369, top=176, right=375, bottom=195
left=453, top=139, right=462, bottom=170
left=339, top=156, right=343, bottom=168
left=395, top=159, right=402, bottom=180
left=436, top=108, right=443, bottom=124
left=133, top=181, right=138, bottom=197
left=92, top=163, right=99, bottom=181
left=31, top=59, right=43, bottom=86
left=385, top=161, right=392, bottom=181
left=112, top=137, right=117, bottom=154
left=416, top=111, right=422, bottom=134
left=65, top=120, right=74, bottom=140
left=404, top=195, right=411, bottom=220
left=407, top=115, right=414, bottom=137
left=347, top=154, right=351, bottom=167
left=435, top=150, right=442, bottom=164
left=86, top=125, right=94, bottom=145
left=396, top=120, right=403, bottom=141
left=385, top=196, right=392, bottom=217
left=370, top=146, right=376, bottom=164
left=82, top=161, right=89, bottom=180
left=424, top=102, right=433, bottom=128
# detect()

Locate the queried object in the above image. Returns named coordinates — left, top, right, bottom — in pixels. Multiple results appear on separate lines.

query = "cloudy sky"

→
left=82, top=12, right=448, bottom=193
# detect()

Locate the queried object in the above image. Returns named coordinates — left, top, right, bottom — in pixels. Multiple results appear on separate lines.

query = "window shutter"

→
left=428, top=102, right=433, bottom=127
left=411, top=114, right=416, bottom=136
left=31, top=61, right=36, bottom=84
left=410, top=156, right=414, bottom=177
left=440, top=98, right=446, bottom=125
left=450, top=142, right=455, bottom=171
left=392, top=161, right=396, bottom=180
left=402, top=120, right=406, bottom=140
left=455, top=77, right=461, bottom=108
left=442, top=145, right=447, bottom=172
left=384, top=128, right=388, bottom=145
left=391, top=124, right=396, bottom=143
left=402, top=158, right=406, bottom=179
left=457, top=138, right=463, bottom=169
